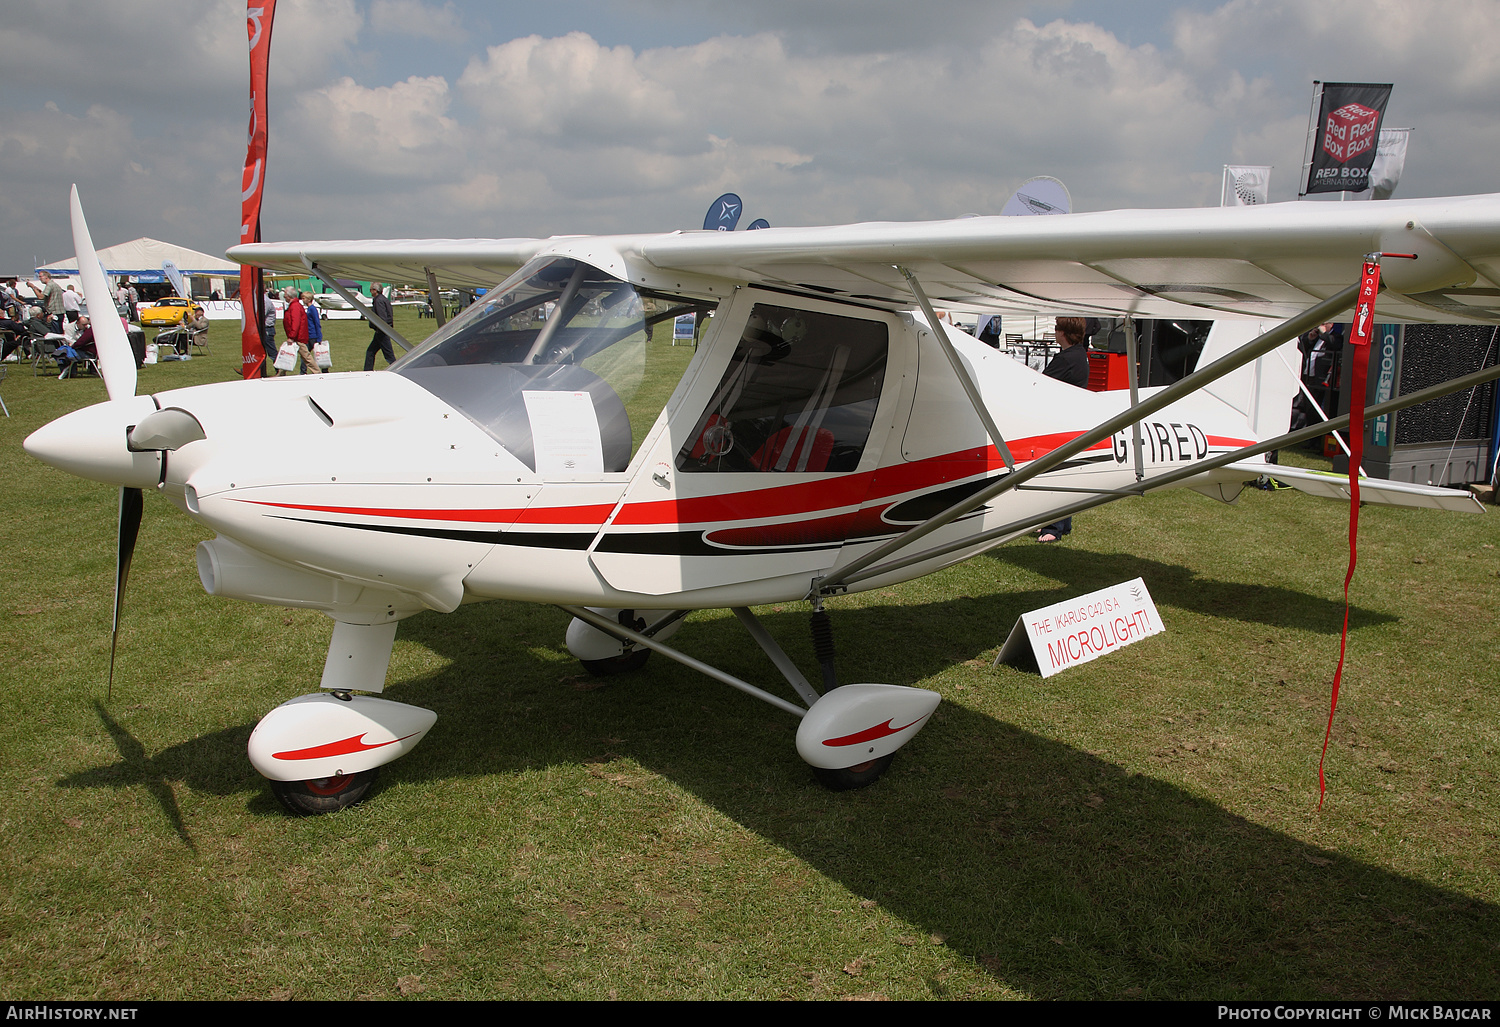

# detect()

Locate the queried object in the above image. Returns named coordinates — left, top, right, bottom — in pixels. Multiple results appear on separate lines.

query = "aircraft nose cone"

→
left=24, top=395, right=162, bottom=489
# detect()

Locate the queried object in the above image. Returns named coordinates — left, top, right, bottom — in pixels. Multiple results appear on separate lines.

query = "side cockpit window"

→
left=395, top=258, right=714, bottom=474
left=677, top=303, right=888, bottom=474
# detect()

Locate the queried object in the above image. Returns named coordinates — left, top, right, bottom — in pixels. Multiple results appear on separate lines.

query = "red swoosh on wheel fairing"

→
left=273, top=731, right=419, bottom=761
left=821, top=715, right=930, bottom=747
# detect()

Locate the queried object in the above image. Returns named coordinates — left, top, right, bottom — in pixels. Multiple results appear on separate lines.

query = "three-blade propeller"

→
left=68, top=185, right=145, bottom=698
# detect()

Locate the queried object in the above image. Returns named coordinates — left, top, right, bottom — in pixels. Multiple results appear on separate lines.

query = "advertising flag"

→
left=1221, top=165, right=1271, bottom=206
left=703, top=193, right=743, bottom=232
left=1302, top=82, right=1392, bottom=195
left=1346, top=127, right=1412, bottom=202
left=239, top=1, right=276, bottom=378
left=1000, top=176, right=1071, bottom=216
left=161, top=260, right=188, bottom=298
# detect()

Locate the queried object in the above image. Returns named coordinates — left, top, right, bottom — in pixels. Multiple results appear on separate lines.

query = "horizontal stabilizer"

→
left=1225, top=460, right=1485, bottom=513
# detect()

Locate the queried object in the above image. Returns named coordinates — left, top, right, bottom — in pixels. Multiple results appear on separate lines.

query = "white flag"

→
left=1222, top=165, right=1272, bottom=206
left=1353, top=127, right=1410, bottom=201
left=1000, top=176, right=1071, bottom=216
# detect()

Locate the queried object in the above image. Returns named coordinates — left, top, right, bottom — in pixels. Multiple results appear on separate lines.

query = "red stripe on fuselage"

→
left=239, top=499, right=615, bottom=526
left=232, top=429, right=1194, bottom=533
left=616, top=434, right=1113, bottom=526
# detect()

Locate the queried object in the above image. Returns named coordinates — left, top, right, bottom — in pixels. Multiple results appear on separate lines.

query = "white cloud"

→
left=5, top=1, right=1500, bottom=270
left=370, top=0, right=464, bottom=41
left=459, top=33, right=684, bottom=142
left=448, top=23, right=1221, bottom=229
left=303, top=75, right=458, bottom=156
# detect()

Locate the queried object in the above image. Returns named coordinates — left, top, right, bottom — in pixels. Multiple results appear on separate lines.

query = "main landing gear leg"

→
left=558, top=604, right=938, bottom=791
left=565, top=608, right=688, bottom=676
left=803, top=597, right=894, bottom=790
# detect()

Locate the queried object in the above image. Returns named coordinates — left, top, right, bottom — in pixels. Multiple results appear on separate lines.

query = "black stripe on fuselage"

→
left=266, top=515, right=595, bottom=549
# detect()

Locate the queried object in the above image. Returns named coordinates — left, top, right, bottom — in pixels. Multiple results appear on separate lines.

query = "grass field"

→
left=1, top=311, right=1497, bottom=1000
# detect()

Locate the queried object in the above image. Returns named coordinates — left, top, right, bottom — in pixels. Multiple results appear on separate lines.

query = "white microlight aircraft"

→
left=26, top=187, right=1500, bottom=814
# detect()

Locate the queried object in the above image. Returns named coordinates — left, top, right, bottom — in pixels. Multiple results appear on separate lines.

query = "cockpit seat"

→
left=752, top=425, right=835, bottom=473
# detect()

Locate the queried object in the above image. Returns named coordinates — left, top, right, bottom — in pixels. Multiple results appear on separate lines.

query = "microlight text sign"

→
left=995, top=577, right=1164, bottom=678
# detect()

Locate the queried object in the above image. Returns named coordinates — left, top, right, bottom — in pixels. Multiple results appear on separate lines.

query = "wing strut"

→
left=814, top=282, right=1362, bottom=597
left=299, top=256, right=413, bottom=353
left=900, top=267, right=1015, bottom=471
left=831, top=356, right=1500, bottom=590
left=560, top=605, right=810, bottom=717
left=1123, top=316, right=1146, bottom=481
left=422, top=267, right=447, bottom=328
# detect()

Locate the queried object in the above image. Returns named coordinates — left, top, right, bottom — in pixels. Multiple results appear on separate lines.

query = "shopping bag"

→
left=274, top=341, right=298, bottom=371
left=144, top=343, right=157, bottom=365
left=313, top=341, right=332, bottom=370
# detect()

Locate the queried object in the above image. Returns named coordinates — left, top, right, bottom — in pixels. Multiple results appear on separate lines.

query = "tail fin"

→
left=1196, top=320, right=1302, bottom=457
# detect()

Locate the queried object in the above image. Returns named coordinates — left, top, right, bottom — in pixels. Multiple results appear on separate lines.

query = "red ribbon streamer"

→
left=1318, top=258, right=1380, bottom=808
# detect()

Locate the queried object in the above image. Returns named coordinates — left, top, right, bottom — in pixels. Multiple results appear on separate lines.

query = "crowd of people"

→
left=260, top=286, right=331, bottom=375
left=0, top=273, right=220, bottom=378
left=3, top=271, right=414, bottom=380
left=0, top=272, right=100, bottom=376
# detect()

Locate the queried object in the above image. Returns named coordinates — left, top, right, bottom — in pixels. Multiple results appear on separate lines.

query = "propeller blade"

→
left=68, top=185, right=136, bottom=403
left=108, top=486, right=144, bottom=700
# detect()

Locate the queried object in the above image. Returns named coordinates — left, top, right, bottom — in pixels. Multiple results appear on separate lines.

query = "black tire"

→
left=269, top=768, right=379, bottom=816
left=580, top=647, right=651, bottom=677
left=812, top=753, right=895, bottom=792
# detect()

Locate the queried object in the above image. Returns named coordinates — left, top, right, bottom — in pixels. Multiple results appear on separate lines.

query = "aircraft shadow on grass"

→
left=57, top=576, right=1475, bottom=999
left=985, top=545, right=1398, bottom=635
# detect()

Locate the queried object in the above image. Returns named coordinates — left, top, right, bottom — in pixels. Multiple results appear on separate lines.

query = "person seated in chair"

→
left=54, top=315, right=98, bottom=379
left=0, top=312, right=29, bottom=361
left=162, top=307, right=209, bottom=356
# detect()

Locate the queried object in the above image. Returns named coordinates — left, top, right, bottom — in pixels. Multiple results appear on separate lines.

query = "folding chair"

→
left=31, top=334, right=63, bottom=377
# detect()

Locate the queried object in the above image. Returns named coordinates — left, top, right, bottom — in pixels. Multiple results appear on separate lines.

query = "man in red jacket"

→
left=280, top=287, right=319, bottom=374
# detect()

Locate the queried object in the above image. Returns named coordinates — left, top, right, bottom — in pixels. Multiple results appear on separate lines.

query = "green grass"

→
left=1, top=313, right=1497, bottom=999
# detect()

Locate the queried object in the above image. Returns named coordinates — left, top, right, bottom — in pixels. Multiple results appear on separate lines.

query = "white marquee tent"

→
left=38, top=237, right=239, bottom=295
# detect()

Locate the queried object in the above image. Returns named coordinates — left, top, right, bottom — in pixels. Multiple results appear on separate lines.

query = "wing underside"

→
left=230, top=193, right=1500, bottom=324
left=639, top=194, right=1500, bottom=324
left=227, top=238, right=553, bottom=291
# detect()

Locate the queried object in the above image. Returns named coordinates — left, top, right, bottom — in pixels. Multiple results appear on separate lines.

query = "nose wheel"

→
left=269, top=769, right=379, bottom=816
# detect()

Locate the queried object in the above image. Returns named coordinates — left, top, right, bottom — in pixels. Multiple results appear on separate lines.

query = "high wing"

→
left=228, top=237, right=554, bottom=290
left=232, top=193, right=1500, bottom=324
left=639, top=194, right=1500, bottom=323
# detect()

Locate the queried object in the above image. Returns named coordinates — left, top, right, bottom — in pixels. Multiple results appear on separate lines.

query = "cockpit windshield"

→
left=394, top=258, right=715, bottom=473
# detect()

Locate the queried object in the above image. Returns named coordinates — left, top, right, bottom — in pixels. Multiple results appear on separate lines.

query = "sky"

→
left=3, top=0, right=1499, bottom=274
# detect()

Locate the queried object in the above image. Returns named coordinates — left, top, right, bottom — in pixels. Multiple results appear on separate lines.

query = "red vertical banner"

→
left=1317, top=257, right=1381, bottom=808
left=238, top=2, right=276, bottom=379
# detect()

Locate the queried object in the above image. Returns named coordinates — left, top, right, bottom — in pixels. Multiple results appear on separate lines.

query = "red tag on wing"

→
left=1318, top=259, right=1381, bottom=809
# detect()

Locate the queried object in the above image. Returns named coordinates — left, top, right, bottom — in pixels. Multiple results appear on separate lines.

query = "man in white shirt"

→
left=62, top=284, right=82, bottom=325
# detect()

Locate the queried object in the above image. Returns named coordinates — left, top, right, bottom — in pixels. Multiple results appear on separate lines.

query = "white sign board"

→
left=523, top=390, right=603, bottom=476
left=995, top=577, right=1164, bottom=678
left=674, top=314, right=696, bottom=340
